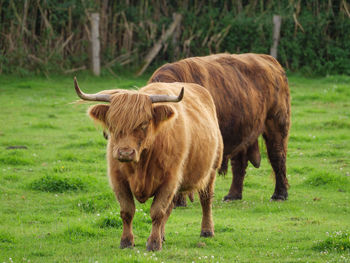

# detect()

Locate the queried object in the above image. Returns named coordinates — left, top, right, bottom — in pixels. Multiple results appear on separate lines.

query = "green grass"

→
left=1, top=74, right=350, bottom=262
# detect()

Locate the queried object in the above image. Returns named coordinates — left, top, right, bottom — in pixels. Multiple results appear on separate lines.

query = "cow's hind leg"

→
left=223, top=152, right=248, bottom=201
left=199, top=171, right=215, bottom=237
left=263, top=119, right=289, bottom=201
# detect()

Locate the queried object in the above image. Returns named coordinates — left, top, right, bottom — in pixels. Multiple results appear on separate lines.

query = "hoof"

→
left=146, top=239, right=162, bottom=251
left=200, top=230, right=214, bottom=237
left=120, top=238, right=134, bottom=249
left=223, top=194, right=242, bottom=201
left=270, top=192, right=288, bottom=201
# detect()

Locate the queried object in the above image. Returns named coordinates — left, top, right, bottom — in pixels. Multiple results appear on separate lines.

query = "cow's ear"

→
left=88, top=104, right=109, bottom=124
left=152, top=105, right=175, bottom=127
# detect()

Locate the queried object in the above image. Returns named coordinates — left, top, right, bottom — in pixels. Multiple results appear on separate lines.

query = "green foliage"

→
left=63, top=225, right=99, bottom=242
left=95, top=207, right=151, bottom=229
left=0, top=150, right=34, bottom=166
left=0, top=232, right=15, bottom=244
left=1, top=174, right=20, bottom=183
left=279, top=11, right=350, bottom=75
left=314, top=231, right=350, bottom=252
left=1, top=1, right=350, bottom=75
left=303, top=172, right=350, bottom=191
left=96, top=213, right=122, bottom=228
left=29, top=175, right=91, bottom=193
left=76, top=193, right=115, bottom=213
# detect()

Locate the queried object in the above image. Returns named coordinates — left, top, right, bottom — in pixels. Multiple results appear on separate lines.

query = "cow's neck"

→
left=136, top=149, right=153, bottom=177
left=128, top=148, right=159, bottom=201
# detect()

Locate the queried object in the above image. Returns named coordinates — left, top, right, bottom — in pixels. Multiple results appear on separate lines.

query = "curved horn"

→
left=74, top=77, right=111, bottom=102
left=149, top=87, right=184, bottom=103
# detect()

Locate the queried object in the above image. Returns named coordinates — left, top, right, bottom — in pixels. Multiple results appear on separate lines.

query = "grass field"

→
left=0, top=74, right=350, bottom=263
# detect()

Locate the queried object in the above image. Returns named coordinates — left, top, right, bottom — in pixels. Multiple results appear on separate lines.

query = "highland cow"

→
left=149, top=53, right=291, bottom=201
left=74, top=78, right=223, bottom=251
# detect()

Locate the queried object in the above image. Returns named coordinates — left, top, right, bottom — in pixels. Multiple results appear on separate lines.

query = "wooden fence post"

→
left=270, top=15, right=282, bottom=59
left=91, top=12, right=100, bottom=76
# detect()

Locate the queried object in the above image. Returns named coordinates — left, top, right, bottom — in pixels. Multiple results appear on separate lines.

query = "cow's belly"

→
left=220, top=116, right=265, bottom=158
left=180, top=153, right=214, bottom=192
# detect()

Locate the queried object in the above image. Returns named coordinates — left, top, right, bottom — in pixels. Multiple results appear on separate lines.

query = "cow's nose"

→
left=117, top=148, right=135, bottom=161
left=118, top=148, right=135, bottom=156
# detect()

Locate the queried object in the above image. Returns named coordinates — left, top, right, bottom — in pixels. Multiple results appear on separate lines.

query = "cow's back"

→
left=149, top=53, right=290, bottom=156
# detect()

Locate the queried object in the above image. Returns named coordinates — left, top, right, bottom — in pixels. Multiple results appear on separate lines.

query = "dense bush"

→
left=314, top=231, right=350, bottom=252
left=303, top=172, right=350, bottom=191
left=29, top=175, right=90, bottom=192
left=96, top=213, right=123, bottom=228
left=0, top=0, right=349, bottom=75
left=63, top=225, right=99, bottom=242
left=76, top=193, right=115, bottom=213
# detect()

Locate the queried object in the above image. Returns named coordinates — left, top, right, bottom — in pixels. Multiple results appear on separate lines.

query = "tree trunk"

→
left=91, top=12, right=101, bottom=76
left=270, top=14, right=281, bottom=59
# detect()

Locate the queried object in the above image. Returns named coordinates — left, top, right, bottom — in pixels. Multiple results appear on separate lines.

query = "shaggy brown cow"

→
left=74, top=78, right=223, bottom=251
left=149, top=53, right=291, bottom=201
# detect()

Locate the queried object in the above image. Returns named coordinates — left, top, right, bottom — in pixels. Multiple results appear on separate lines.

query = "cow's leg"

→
left=199, top=171, right=215, bottom=237
left=160, top=202, right=174, bottom=242
left=223, top=152, right=248, bottom=201
left=147, top=183, right=176, bottom=251
left=263, top=119, right=289, bottom=201
left=114, top=182, right=135, bottom=248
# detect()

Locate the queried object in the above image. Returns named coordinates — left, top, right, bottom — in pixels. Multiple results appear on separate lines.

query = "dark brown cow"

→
left=74, top=78, right=223, bottom=251
left=149, top=53, right=291, bottom=201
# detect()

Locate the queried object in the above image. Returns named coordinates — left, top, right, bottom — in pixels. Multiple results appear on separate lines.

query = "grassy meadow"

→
left=0, top=74, right=350, bottom=263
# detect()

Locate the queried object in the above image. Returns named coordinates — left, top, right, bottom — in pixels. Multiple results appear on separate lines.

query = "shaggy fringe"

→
left=107, top=92, right=153, bottom=135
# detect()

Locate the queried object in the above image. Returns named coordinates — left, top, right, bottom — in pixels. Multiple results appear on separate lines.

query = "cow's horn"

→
left=74, top=77, right=111, bottom=102
left=149, top=87, right=184, bottom=103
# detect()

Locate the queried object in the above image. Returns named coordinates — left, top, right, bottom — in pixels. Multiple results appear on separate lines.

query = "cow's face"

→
left=88, top=93, right=175, bottom=163
left=109, top=119, right=152, bottom=163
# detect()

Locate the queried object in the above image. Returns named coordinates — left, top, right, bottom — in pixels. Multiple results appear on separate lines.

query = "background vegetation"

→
left=0, top=74, right=350, bottom=262
left=1, top=0, right=350, bottom=75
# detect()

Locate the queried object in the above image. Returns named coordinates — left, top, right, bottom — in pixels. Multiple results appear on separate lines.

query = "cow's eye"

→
left=140, top=122, right=149, bottom=131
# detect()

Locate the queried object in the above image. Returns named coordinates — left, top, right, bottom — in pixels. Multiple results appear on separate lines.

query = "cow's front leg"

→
left=160, top=202, right=174, bottom=242
left=147, top=183, right=176, bottom=251
left=114, top=181, right=136, bottom=249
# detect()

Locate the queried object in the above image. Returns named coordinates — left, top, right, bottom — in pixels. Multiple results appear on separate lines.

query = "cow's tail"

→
left=215, top=132, right=225, bottom=176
